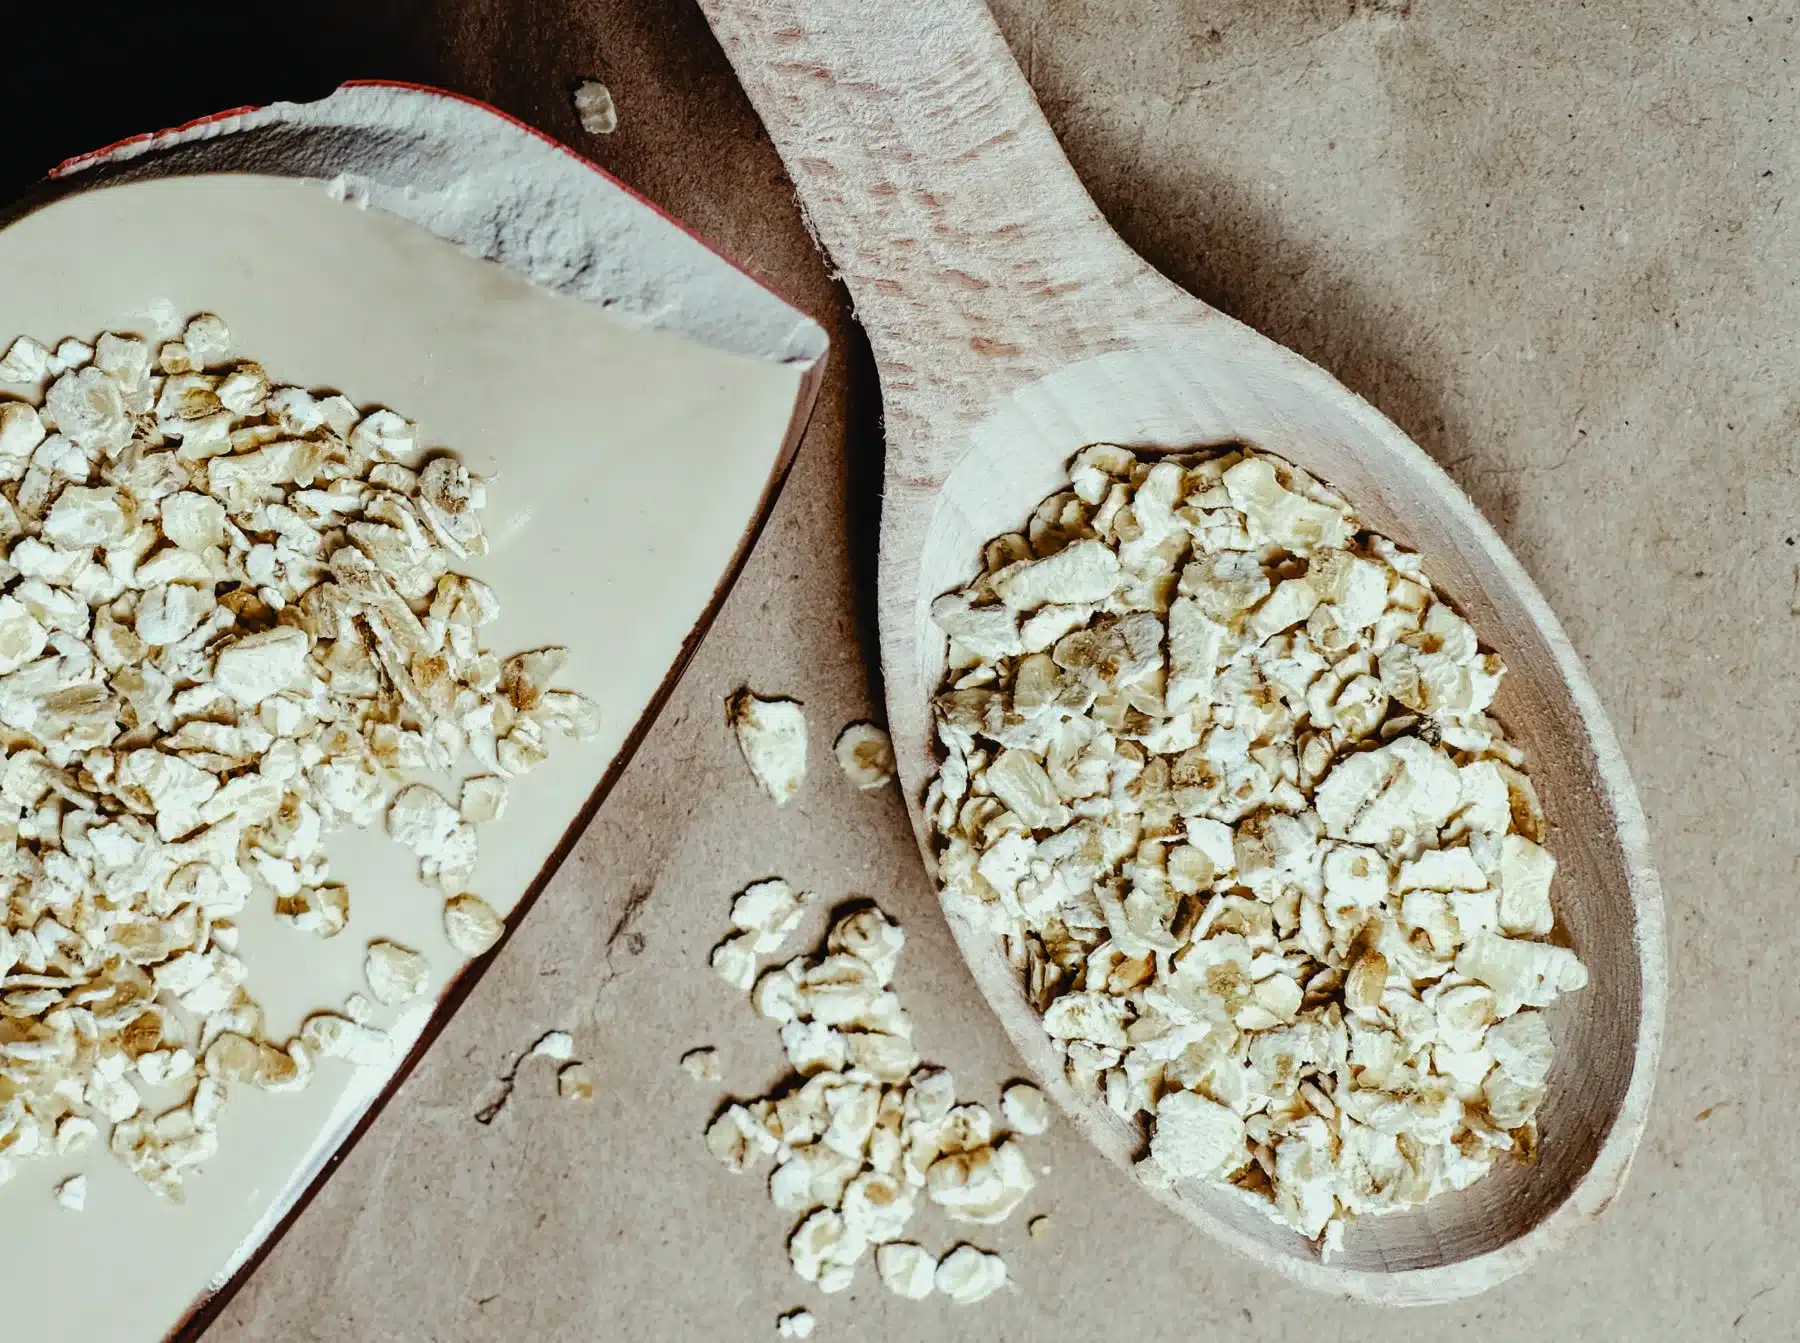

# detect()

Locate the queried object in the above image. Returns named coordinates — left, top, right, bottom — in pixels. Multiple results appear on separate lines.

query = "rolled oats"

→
left=444, top=892, right=504, bottom=956
left=459, top=774, right=509, bottom=825
left=0, top=318, right=600, bottom=1203
left=701, top=903, right=1034, bottom=1304
left=572, top=80, right=619, bottom=136
left=924, top=444, right=1588, bottom=1252
left=934, top=1244, right=1007, bottom=1305
left=875, top=1241, right=937, bottom=1299
left=711, top=935, right=760, bottom=991
left=731, top=878, right=812, bottom=954
left=364, top=940, right=429, bottom=1006
left=728, top=689, right=808, bottom=805
left=55, top=1174, right=87, bottom=1212
left=999, top=1082, right=1050, bottom=1137
left=834, top=721, right=895, bottom=790
left=530, top=1030, right=576, bottom=1063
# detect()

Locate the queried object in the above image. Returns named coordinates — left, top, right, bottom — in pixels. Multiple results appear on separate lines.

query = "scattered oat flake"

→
left=711, top=933, right=760, bottom=991
left=56, top=1116, right=99, bottom=1155
left=0, top=334, right=49, bottom=382
left=727, top=688, right=808, bottom=805
left=681, top=1048, right=721, bottom=1082
left=1000, top=1082, right=1050, bottom=1136
left=573, top=79, right=618, bottom=134
left=365, top=940, right=429, bottom=1005
left=924, top=443, right=1587, bottom=1251
left=775, top=1309, right=815, bottom=1339
left=834, top=720, right=894, bottom=789
left=731, top=877, right=811, bottom=954
left=558, top=1062, right=596, bottom=1101
left=875, top=1242, right=936, bottom=1299
left=935, top=1245, right=1007, bottom=1305
left=303, top=1013, right=393, bottom=1067
left=1028, top=1214, right=1051, bottom=1241
left=55, top=1175, right=87, bottom=1212
left=445, top=892, right=505, bottom=956
left=460, top=774, right=509, bottom=825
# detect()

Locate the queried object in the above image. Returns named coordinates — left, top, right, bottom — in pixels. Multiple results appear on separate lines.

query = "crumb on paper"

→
left=460, top=774, right=509, bottom=825
left=1028, top=1215, right=1051, bottom=1241
left=833, top=720, right=894, bottom=790
left=477, top=1031, right=592, bottom=1121
left=935, top=1245, right=1007, bottom=1305
left=573, top=80, right=618, bottom=135
left=775, top=1309, right=815, bottom=1339
left=681, top=1048, right=721, bottom=1083
left=731, top=877, right=812, bottom=954
left=558, top=1062, right=595, bottom=1101
left=530, top=1031, right=576, bottom=1063
left=727, top=688, right=808, bottom=805
left=711, top=934, right=760, bottom=990
left=999, top=1083, right=1050, bottom=1137
left=923, top=443, right=1590, bottom=1252
left=0, top=314, right=603, bottom=1202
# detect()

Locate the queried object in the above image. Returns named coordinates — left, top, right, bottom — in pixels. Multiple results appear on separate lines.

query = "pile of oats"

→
left=0, top=317, right=598, bottom=1203
left=924, top=444, right=1587, bottom=1253
left=706, top=897, right=1033, bottom=1305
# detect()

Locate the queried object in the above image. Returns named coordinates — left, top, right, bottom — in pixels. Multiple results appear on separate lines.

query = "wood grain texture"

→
left=696, top=0, right=1665, bottom=1305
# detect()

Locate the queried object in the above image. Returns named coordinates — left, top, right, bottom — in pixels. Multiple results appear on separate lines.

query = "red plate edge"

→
left=35, top=80, right=829, bottom=1342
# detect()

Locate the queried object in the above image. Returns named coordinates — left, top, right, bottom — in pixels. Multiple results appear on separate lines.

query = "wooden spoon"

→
left=696, top=0, right=1665, bottom=1304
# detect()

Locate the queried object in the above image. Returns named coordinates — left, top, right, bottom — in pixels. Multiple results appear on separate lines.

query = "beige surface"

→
left=210, top=0, right=1795, bottom=1338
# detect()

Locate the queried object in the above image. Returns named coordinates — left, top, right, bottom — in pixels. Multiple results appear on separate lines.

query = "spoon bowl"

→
left=698, top=0, right=1664, bottom=1302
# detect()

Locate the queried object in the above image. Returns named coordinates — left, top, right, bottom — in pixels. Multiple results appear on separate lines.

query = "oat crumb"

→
left=681, top=1048, right=721, bottom=1083
left=573, top=80, right=618, bottom=135
left=833, top=720, right=894, bottom=789
left=530, top=1030, right=576, bottom=1062
left=726, top=688, right=808, bottom=805
left=558, top=1062, right=595, bottom=1101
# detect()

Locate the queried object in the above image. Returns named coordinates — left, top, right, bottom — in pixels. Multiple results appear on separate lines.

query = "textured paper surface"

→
left=3, top=1, right=1788, bottom=1339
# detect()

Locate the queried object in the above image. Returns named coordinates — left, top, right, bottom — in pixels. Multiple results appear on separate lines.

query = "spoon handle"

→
left=695, top=0, right=1187, bottom=421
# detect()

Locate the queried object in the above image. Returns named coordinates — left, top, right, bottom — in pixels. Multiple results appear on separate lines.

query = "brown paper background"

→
left=3, top=2, right=1790, bottom=1339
